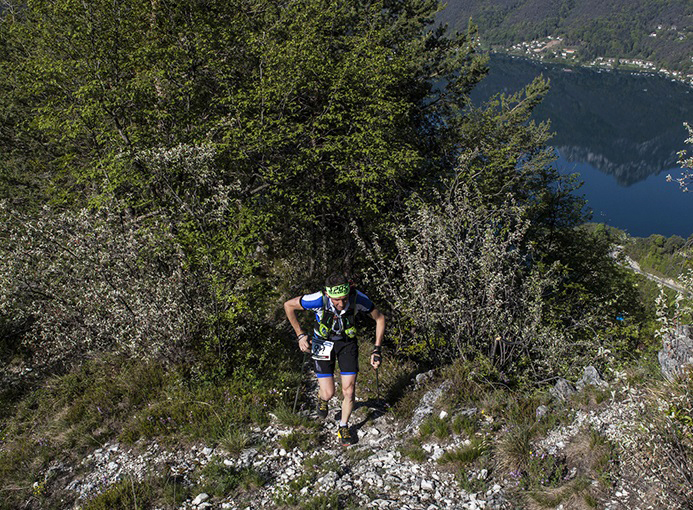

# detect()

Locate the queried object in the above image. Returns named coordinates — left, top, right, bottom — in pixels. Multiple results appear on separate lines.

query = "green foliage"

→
left=535, top=226, right=647, bottom=379
left=360, top=183, right=560, bottom=367
left=0, top=0, right=491, bottom=390
left=0, top=0, right=488, bottom=268
left=624, top=231, right=692, bottom=280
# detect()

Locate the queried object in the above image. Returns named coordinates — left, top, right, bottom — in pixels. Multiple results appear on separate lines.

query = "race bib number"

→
left=311, top=338, right=334, bottom=361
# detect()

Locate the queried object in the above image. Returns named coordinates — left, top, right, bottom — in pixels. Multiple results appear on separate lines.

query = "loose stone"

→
left=192, top=493, right=209, bottom=506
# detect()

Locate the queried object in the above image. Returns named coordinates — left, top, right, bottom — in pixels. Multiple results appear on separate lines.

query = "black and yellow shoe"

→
left=337, top=425, right=352, bottom=446
left=317, top=399, right=329, bottom=419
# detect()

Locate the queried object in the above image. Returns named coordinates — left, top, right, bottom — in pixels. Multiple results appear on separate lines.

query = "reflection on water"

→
left=472, top=54, right=693, bottom=186
left=471, top=54, right=693, bottom=237
left=557, top=157, right=691, bottom=238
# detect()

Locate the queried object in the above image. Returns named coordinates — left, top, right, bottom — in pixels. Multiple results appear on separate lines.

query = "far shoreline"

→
left=484, top=48, right=693, bottom=89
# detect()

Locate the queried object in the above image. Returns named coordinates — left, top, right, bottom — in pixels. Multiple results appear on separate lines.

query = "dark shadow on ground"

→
left=351, top=399, right=388, bottom=434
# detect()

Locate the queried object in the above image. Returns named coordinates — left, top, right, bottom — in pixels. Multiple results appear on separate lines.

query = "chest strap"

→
left=315, top=291, right=357, bottom=339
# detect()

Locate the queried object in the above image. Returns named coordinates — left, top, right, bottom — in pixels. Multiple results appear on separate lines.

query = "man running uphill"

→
left=284, top=274, right=385, bottom=446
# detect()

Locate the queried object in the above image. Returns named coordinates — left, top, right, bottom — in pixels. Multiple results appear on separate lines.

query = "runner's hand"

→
left=298, top=335, right=311, bottom=353
left=370, top=352, right=381, bottom=369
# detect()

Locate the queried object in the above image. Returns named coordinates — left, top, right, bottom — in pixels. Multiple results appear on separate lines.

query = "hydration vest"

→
left=314, top=291, right=358, bottom=340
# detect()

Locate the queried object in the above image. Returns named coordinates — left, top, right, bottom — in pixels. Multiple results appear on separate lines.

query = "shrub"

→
left=357, top=184, right=574, bottom=379
left=655, top=269, right=693, bottom=340
left=0, top=201, right=209, bottom=372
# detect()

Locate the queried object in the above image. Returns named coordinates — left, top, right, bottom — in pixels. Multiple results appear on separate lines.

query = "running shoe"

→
left=337, top=425, right=352, bottom=446
left=317, top=399, right=329, bottom=419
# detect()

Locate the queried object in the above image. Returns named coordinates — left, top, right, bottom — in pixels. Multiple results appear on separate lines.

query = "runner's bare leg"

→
left=318, top=377, right=335, bottom=402
left=339, top=374, right=356, bottom=424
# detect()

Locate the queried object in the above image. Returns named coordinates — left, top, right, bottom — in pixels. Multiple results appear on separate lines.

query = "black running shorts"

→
left=313, top=338, right=359, bottom=378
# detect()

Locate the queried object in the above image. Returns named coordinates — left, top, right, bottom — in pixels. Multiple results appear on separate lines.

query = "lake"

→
left=471, top=54, right=693, bottom=238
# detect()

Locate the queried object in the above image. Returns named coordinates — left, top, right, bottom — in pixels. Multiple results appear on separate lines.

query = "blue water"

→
left=557, top=157, right=691, bottom=238
left=472, top=54, right=693, bottom=238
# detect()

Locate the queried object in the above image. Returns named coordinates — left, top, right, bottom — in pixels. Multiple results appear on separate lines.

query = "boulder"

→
left=659, top=325, right=693, bottom=382
left=550, top=378, right=575, bottom=401
left=414, top=369, right=435, bottom=388
left=576, top=366, right=608, bottom=391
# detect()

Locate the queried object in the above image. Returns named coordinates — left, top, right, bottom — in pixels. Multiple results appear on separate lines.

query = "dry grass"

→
left=524, top=477, right=595, bottom=510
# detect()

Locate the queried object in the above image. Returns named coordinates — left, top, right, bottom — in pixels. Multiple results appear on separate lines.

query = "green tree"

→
left=0, top=0, right=487, bottom=266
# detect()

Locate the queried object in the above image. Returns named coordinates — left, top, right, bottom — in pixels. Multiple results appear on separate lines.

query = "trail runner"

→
left=283, top=273, right=385, bottom=446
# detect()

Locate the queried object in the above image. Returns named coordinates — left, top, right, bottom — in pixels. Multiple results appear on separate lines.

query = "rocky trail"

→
left=56, top=363, right=692, bottom=510
left=65, top=375, right=509, bottom=510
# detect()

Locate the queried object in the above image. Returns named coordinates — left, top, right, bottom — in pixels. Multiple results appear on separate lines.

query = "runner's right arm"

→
left=284, top=296, right=311, bottom=353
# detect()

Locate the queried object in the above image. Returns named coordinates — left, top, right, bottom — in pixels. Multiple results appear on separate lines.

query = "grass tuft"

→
left=273, top=405, right=318, bottom=429
left=419, top=415, right=450, bottom=439
left=399, top=439, right=428, bottom=462
left=496, top=422, right=534, bottom=473
left=219, top=427, right=250, bottom=456
left=279, top=430, right=319, bottom=452
left=199, top=462, right=264, bottom=497
left=438, top=437, right=489, bottom=465
left=452, top=414, right=479, bottom=437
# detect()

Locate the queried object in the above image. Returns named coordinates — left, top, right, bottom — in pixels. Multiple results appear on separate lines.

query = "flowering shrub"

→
left=127, top=143, right=241, bottom=229
left=0, top=201, right=209, bottom=371
left=357, top=184, right=570, bottom=377
left=667, top=122, right=693, bottom=192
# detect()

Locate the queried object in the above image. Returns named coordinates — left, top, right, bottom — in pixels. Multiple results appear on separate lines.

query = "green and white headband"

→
left=325, top=283, right=350, bottom=298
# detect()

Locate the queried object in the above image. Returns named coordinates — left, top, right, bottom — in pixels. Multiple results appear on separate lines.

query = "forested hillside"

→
left=0, top=1, right=691, bottom=508
left=439, top=0, right=693, bottom=73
